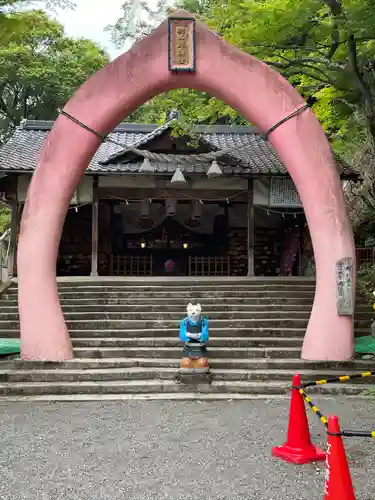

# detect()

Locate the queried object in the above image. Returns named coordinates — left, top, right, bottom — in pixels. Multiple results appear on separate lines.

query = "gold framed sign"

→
left=168, top=17, right=196, bottom=72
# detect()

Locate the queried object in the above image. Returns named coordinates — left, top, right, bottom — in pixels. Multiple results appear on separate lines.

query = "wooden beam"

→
left=7, top=201, right=18, bottom=278
left=247, top=178, right=255, bottom=277
left=90, top=176, right=99, bottom=277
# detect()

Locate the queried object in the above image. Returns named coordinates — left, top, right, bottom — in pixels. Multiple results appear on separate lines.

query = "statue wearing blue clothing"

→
left=179, top=303, right=209, bottom=371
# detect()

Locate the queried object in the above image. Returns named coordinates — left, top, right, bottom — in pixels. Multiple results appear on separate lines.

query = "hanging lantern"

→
left=139, top=157, right=155, bottom=173
left=140, top=199, right=150, bottom=219
left=170, top=167, right=186, bottom=184
left=191, top=200, right=202, bottom=221
left=207, top=159, right=223, bottom=179
left=165, top=198, right=177, bottom=217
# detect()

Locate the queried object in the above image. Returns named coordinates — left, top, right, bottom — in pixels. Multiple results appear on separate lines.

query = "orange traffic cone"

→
left=272, top=373, right=326, bottom=464
left=324, top=416, right=356, bottom=500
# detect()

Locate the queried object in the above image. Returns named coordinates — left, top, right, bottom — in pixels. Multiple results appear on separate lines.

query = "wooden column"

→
left=247, top=178, right=255, bottom=277
left=7, top=201, right=18, bottom=278
left=90, top=176, right=99, bottom=277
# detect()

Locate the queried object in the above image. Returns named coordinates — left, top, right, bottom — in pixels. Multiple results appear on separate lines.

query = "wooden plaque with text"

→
left=168, top=17, right=196, bottom=72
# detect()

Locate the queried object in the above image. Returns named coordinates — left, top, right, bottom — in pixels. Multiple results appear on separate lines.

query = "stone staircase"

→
left=0, top=278, right=374, bottom=400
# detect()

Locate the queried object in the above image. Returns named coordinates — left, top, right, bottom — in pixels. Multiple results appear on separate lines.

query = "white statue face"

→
left=187, top=302, right=202, bottom=322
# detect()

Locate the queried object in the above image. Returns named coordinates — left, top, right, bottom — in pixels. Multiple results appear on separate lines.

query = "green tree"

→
left=0, top=203, right=10, bottom=235
left=108, top=0, right=375, bottom=149
left=0, top=0, right=74, bottom=43
left=108, top=0, right=375, bottom=245
left=0, top=9, right=109, bottom=141
left=198, top=0, right=375, bottom=152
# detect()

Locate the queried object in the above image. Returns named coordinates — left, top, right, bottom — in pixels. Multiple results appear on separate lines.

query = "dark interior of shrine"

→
left=56, top=199, right=310, bottom=277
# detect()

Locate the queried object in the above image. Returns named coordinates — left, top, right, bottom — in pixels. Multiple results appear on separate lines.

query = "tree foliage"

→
left=0, top=2, right=109, bottom=230
left=0, top=9, right=109, bottom=141
left=108, top=0, right=375, bottom=146
left=108, top=0, right=375, bottom=246
left=0, top=203, right=10, bottom=235
left=0, top=0, right=75, bottom=43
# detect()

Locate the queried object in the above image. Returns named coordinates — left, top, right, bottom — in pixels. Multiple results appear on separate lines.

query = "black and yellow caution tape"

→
left=302, top=371, right=375, bottom=389
left=298, top=388, right=328, bottom=427
left=328, top=430, right=375, bottom=438
left=292, top=372, right=375, bottom=438
left=300, top=388, right=375, bottom=437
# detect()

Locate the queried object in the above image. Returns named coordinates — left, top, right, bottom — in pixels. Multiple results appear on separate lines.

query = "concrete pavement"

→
left=0, top=398, right=373, bottom=499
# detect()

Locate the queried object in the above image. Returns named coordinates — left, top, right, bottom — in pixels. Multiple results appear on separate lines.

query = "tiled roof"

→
left=201, top=133, right=286, bottom=174
left=0, top=119, right=357, bottom=178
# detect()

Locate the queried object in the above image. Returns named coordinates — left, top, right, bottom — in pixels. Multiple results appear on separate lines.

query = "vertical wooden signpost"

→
left=8, top=201, right=18, bottom=278
left=91, top=176, right=99, bottom=277
left=247, top=179, right=255, bottom=277
left=336, top=257, right=354, bottom=316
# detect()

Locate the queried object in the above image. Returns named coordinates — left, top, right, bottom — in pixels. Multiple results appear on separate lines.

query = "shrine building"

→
left=0, top=116, right=357, bottom=278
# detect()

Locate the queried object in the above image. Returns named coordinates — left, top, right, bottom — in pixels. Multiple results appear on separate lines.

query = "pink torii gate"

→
left=17, top=11, right=355, bottom=362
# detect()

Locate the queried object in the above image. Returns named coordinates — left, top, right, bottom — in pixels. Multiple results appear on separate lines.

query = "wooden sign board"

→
left=168, top=17, right=196, bottom=72
left=336, top=257, right=354, bottom=316
left=269, top=177, right=302, bottom=207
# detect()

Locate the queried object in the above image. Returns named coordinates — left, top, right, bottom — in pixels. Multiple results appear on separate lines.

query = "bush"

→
left=0, top=203, right=10, bottom=235
left=357, top=263, right=375, bottom=305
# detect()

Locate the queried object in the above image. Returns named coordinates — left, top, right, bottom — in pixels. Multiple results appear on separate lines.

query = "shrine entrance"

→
left=56, top=196, right=308, bottom=278
left=17, top=9, right=356, bottom=361
left=112, top=215, right=226, bottom=277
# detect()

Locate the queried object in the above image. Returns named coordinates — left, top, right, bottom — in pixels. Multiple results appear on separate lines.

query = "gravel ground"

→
left=0, top=398, right=374, bottom=500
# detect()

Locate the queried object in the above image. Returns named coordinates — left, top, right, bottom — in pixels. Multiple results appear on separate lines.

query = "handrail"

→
left=0, top=228, right=10, bottom=244
left=0, top=229, right=11, bottom=280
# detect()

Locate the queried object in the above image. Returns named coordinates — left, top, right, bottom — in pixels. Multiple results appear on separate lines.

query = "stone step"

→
left=39, top=282, right=318, bottom=289
left=1, top=318, right=370, bottom=330
left=0, top=296, right=320, bottom=306
left=0, top=367, right=179, bottom=383
left=0, top=303, right=370, bottom=313
left=0, top=327, right=310, bottom=339
left=4, top=283, right=317, bottom=293
left=4, top=327, right=372, bottom=340
left=0, top=318, right=310, bottom=330
left=53, top=278, right=317, bottom=287
left=3, top=290, right=317, bottom=299
left=0, top=310, right=316, bottom=321
left=3, top=357, right=375, bottom=371
left=0, top=367, right=372, bottom=384
left=72, top=346, right=301, bottom=358
left=0, top=379, right=368, bottom=397
left=69, top=336, right=304, bottom=348
left=0, top=380, right=290, bottom=396
left=211, top=368, right=374, bottom=384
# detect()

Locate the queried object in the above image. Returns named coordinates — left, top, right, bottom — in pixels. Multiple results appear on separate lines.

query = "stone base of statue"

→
left=176, top=341, right=212, bottom=384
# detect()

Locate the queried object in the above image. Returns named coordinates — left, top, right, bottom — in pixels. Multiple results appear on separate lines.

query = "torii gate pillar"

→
left=17, top=11, right=355, bottom=361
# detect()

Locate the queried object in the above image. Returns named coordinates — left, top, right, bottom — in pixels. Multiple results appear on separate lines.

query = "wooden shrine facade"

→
left=0, top=119, right=358, bottom=278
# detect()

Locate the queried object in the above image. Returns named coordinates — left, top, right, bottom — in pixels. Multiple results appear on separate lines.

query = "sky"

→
left=51, top=0, right=128, bottom=59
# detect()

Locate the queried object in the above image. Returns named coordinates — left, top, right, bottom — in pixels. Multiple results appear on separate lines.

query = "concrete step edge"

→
left=72, top=346, right=302, bottom=352
left=70, top=336, right=305, bottom=342
left=7, top=356, right=374, bottom=364
left=0, top=327, right=309, bottom=333
left=1, top=288, right=318, bottom=293
left=0, top=393, right=372, bottom=402
left=0, top=379, right=288, bottom=388
left=0, top=380, right=371, bottom=391
left=2, top=287, right=315, bottom=298
left=0, top=368, right=371, bottom=378
left=0, top=328, right=371, bottom=335
left=0, top=394, right=292, bottom=401
left=0, top=311, right=317, bottom=316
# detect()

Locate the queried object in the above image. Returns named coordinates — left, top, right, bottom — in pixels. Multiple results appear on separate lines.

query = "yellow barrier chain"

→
left=298, top=371, right=375, bottom=438
left=302, top=371, right=374, bottom=389
left=298, top=388, right=328, bottom=426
